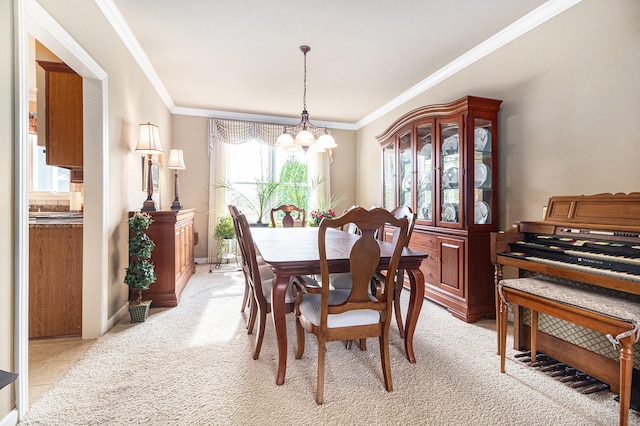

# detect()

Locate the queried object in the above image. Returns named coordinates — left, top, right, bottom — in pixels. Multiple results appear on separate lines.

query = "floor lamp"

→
left=167, top=148, right=186, bottom=210
left=135, top=122, right=164, bottom=211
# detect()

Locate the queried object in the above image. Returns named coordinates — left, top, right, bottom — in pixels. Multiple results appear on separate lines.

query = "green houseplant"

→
left=214, top=215, right=236, bottom=260
left=124, top=211, right=156, bottom=322
left=215, top=179, right=280, bottom=225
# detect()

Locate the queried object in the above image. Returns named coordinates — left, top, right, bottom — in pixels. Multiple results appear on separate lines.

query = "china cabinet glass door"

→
left=398, top=130, right=412, bottom=209
left=382, top=143, right=396, bottom=209
left=472, top=118, right=493, bottom=225
left=438, top=120, right=462, bottom=227
left=416, top=122, right=433, bottom=223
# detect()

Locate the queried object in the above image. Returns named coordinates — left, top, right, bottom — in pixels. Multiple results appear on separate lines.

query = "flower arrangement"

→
left=310, top=208, right=336, bottom=226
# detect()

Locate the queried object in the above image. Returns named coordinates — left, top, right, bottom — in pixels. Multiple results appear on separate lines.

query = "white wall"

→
left=0, top=0, right=15, bottom=419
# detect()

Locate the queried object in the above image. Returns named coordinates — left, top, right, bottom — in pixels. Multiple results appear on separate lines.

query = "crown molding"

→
left=97, top=0, right=581, bottom=130
left=172, top=106, right=357, bottom=131
left=95, top=0, right=174, bottom=110
left=355, top=0, right=583, bottom=129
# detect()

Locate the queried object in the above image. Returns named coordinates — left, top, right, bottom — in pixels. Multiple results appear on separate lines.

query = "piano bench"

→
left=497, top=277, right=640, bottom=426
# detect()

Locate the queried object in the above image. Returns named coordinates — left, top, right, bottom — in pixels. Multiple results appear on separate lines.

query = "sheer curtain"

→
left=207, top=118, right=332, bottom=263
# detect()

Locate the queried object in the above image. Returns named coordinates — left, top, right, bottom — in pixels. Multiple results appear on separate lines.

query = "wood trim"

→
left=376, top=96, right=502, bottom=142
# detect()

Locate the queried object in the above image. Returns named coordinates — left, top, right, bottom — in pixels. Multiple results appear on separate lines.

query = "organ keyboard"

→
left=491, top=193, right=640, bottom=397
left=492, top=193, right=640, bottom=295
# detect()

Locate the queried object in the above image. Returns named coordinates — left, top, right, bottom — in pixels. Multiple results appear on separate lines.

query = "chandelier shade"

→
left=276, top=45, right=337, bottom=152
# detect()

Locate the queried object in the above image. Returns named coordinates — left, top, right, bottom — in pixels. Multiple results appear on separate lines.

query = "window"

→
left=30, top=134, right=70, bottom=193
left=224, top=139, right=309, bottom=223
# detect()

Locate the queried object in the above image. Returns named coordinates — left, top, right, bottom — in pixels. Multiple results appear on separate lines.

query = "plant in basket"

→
left=124, top=211, right=156, bottom=322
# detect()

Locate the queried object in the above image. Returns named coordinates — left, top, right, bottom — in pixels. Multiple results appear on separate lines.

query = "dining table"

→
left=251, top=226, right=428, bottom=385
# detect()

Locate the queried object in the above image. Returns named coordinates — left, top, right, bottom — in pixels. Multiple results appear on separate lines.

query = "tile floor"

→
left=29, top=337, right=95, bottom=406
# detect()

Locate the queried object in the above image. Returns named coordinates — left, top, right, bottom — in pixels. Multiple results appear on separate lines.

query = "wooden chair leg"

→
left=394, top=269, right=405, bottom=339
left=379, top=332, right=393, bottom=391
left=295, top=317, right=305, bottom=360
left=531, top=309, right=538, bottom=362
left=499, top=298, right=508, bottom=373
left=247, top=296, right=257, bottom=334
left=316, top=338, right=326, bottom=404
left=253, top=305, right=267, bottom=360
left=358, top=339, right=367, bottom=351
left=240, top=279, right=250, bottom=313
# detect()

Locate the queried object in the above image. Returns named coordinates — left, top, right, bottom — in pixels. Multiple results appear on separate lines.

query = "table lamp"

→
left=135, top=122, right=163, bottom=211
left=167, top=148, right=186, bottom=210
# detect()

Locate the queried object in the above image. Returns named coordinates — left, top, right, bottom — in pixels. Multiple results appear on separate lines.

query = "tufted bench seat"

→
left=497, top=276, right=640, bottom=426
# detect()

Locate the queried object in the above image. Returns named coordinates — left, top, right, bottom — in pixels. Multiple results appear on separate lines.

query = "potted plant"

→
left=215, top=179, right=280, bottom=225
left=214, top=215, right=236, bottom=261
left=124, top=211, right=156, bottom=322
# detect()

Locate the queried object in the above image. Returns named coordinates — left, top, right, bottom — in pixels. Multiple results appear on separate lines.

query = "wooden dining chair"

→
left=229, top=205, right=274, bottom=315
left=372, top=206, right=417, bottom=339
left=234, top=212, right=297, bottom=359
left=293, top=207, right=409, bottom=404
left=270, top=204, right=306, bottom=228
left=229, top=205, right=252, bottom=314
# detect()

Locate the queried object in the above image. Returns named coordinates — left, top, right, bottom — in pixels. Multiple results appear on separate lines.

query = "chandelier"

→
left=275, top=45, right=337, bottom=153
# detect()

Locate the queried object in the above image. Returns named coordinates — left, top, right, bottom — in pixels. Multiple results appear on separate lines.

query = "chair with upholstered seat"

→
left=372, top=206, right=417, bottom=338
left=270, top=204, right=306, bottom=228
left=294, top=207, right=409, bottom=404
left=234, top=212, right=297, bottom=359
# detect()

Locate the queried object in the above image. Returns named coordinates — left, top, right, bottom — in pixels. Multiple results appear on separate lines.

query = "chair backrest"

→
left=318, top=207, right=408, bottom=317
left=341, top=205, right=360, bottom=234
left=228, top=205, right=247, bottom=260
left=230, top=206, right=266, bottom=299
left=387, top=206, right=417, bottom=247
left=270, top=204, right=306, bottom=228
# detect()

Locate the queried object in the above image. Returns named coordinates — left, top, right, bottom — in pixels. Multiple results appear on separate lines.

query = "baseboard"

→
left=195, top=257, right=208, bottom=265
left=0, top=409, right=18, bottom=426
left=107, top=304, right=130, bottom=330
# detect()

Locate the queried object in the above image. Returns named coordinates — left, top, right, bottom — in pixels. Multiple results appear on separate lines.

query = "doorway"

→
left=17, top=0, right=109, bottom=417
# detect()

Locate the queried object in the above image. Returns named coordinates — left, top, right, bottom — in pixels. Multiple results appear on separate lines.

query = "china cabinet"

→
left=377, top=96, right=502, bottom=322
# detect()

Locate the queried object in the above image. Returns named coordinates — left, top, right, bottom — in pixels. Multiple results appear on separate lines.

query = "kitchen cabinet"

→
left=29, top=223, right=83, bottom=338
left=129, top=209, right=196, bottom=307
left=377, top=96, right=501, bottom=322
left=37, top=60, right=83, bottom=170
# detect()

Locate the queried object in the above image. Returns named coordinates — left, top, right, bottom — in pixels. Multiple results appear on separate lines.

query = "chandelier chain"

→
left=302, top=47, right=307, bottom=111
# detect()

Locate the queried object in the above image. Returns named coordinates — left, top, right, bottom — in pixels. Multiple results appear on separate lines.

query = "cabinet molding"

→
left=378, top=96, right=501, bottom=322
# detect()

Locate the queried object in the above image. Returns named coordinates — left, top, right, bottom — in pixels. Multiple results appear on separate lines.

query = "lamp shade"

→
left=167, top=148, right=186, bottom=169
left=275, top=132, right=294, bottom=147
left=135, top=122, right=164, bottom=154
left=316, top=133, right=337, bottom=149
left=294, top=129, right=315, bottom=146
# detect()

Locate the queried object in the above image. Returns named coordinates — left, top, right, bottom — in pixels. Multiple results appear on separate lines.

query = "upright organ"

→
left=491, top=193, right=640, bottom=395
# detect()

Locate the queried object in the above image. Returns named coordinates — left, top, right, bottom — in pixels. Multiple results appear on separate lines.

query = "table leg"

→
left=404, top=268, right=424, bottom=363
left=271, top=274, right=291, bottom=385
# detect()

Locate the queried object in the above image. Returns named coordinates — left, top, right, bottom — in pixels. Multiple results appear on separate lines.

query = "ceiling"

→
left=110, top=0, right=558, bottom=127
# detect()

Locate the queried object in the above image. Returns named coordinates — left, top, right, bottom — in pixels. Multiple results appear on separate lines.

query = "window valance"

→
left=209, top=118, right=284, bottom=150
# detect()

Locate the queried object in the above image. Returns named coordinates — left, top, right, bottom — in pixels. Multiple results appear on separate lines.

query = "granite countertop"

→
left=29, top=213, right=84, bottom=227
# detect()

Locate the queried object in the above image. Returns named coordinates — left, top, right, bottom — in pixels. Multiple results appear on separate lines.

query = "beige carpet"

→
left=20, top=265, right=640, bottom=425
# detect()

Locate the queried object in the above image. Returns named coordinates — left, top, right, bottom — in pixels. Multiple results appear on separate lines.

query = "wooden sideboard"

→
left=129, top=209, right=196, bottom=307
